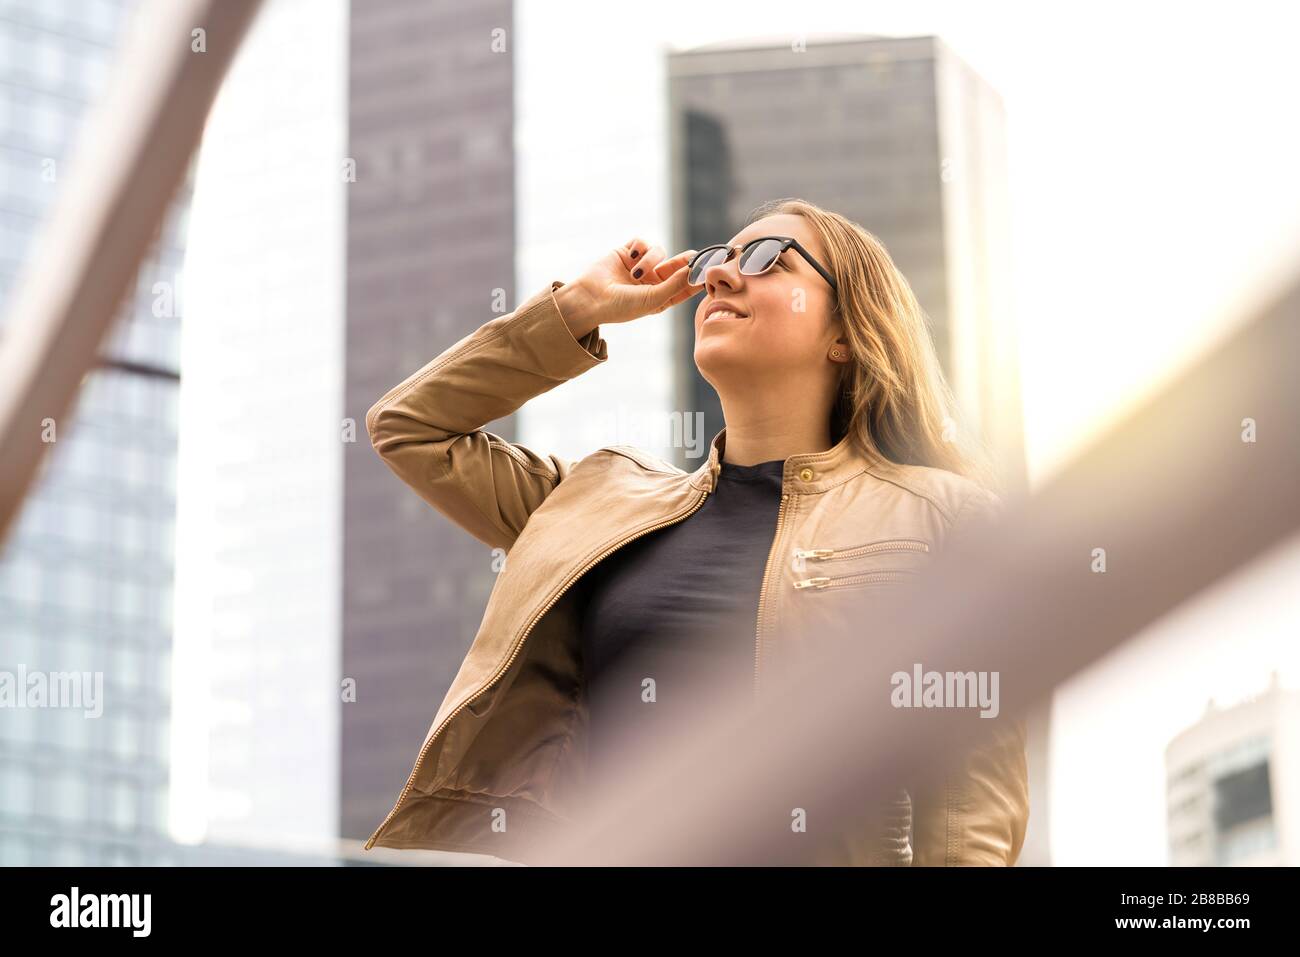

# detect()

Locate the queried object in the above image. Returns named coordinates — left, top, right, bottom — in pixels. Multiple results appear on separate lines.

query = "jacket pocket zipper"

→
left=793, top=539, right=930, bottom=562
left=793, top=570, right=916, bottom=590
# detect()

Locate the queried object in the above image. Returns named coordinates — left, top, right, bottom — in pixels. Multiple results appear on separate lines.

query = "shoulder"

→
left=863, top=460, right=1002, bottom=528
left=578, top=444, right=685, bottom=476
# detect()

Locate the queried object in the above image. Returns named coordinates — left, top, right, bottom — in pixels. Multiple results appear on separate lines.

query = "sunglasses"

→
left=687, top=235, right=837, bottom=292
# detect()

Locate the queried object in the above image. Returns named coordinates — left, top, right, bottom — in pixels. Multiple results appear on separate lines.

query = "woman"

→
left=362, top=197, right=1029, bottom=866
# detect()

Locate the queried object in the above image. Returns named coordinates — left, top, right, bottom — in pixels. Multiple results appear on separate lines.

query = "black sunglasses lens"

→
left=688, top=247, right=729, bottom=285
left=739, top=238, right=786, bottom=276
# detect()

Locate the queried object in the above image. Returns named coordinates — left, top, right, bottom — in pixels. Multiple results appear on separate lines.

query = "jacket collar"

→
left=688, top=425, right=875, bottom=495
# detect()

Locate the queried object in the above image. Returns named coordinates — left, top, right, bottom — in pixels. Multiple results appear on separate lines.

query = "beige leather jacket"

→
left=361, top=280, right=1030, bottom=866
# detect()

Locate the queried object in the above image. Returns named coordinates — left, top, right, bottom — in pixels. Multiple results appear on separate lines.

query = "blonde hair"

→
left=744, top=197, right=1000, bottom=493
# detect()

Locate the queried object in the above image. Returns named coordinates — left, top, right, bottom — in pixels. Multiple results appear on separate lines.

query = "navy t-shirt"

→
left=573, top=457, right=786, bottom=783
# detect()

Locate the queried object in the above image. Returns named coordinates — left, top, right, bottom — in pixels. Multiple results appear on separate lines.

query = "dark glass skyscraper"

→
left=341, top=0, right=519, bottom=843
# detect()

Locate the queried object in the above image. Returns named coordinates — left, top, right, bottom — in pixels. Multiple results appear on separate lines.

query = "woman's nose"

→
left=705, top=261, right=742, bottom=296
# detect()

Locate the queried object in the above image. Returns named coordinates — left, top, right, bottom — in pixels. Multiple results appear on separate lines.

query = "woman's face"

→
left=692, top=214, right=840, bottom=388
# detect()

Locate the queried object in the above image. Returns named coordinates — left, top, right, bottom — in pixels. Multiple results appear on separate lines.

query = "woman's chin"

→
left=693, top=347, right=750, bottom=380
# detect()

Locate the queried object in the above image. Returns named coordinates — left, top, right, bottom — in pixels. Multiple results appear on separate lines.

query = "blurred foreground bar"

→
left=0, top=0, right=262, bottom=544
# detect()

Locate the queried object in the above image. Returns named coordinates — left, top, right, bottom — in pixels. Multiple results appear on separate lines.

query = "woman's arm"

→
left=366, top=241, right=696, bottom=552
left=365, top=281, right=607, bottom=552
left=910, top=716, right=1031, bottom=866
left=909, top=486, right=1031, bottom=865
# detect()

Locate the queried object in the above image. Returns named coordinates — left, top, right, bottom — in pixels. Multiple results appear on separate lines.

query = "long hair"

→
left=743, top=197, right=1000, bottom=493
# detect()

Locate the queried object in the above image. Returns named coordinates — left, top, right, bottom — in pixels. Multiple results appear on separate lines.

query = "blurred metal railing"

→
left=0, top=0, right=262, bottom=545
left=525, top=267, right=1300, bottom=864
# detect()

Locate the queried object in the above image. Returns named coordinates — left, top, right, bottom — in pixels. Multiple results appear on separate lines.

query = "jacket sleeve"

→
left=365, top=280, right=608, bottom=552
left=909, top=716, right=1030, bottom=866
left=909, top=486, right=1031, bottom=865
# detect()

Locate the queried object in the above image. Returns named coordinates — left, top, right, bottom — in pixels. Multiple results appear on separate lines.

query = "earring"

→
left=830, top=349, right=843, bottom=359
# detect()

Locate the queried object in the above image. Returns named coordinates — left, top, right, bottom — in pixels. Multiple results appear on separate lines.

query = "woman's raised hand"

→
left=553, top=238, right=698, bottom=338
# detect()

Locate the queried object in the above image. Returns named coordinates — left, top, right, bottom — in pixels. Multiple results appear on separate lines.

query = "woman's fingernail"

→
left=630, top=250, right=639, bottom=259
left=632, top=267, right=643, bottom=278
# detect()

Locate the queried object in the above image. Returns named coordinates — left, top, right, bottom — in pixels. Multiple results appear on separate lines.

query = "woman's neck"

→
left=719, top=416, right=834, bottom=467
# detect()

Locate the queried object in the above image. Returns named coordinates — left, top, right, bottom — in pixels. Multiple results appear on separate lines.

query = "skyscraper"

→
left=173, top=0, right=347, bottom=848
left=341, top=0, right=519, bottom=845
left=1167, top=675, right=1297, bottom=866
left=0, top=0, right=188, bottom=865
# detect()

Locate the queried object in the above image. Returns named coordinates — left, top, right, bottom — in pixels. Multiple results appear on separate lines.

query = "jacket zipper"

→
left=363, top=467, right=718, bottom=851
left=793, top=570, right=915, bottom=590
left=792, top=539, right=929, bottom=562
left=753, top=490, right=792, bottom=697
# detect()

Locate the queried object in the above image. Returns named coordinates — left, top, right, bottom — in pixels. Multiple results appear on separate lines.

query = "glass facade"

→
left=173, top=0, right=347, bottom=848
left=0, top=0, right=189, bottom=865
left=1168, top=698, right=1292, bottom=866
left=341, top=0, right=517, bottom=841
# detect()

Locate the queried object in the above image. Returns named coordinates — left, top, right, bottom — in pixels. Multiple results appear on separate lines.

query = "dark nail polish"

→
left=630, top=250, right=639, bottom=259
left=632, top=267, right=643, bottom=278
